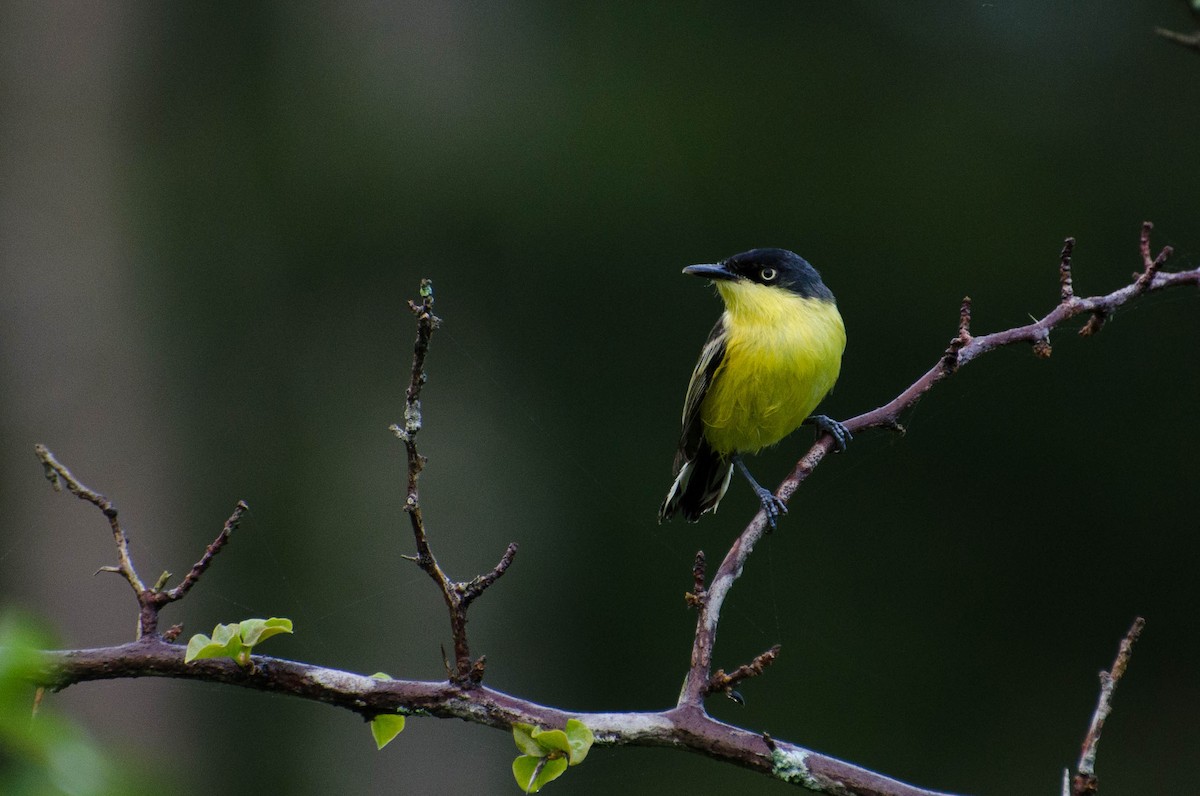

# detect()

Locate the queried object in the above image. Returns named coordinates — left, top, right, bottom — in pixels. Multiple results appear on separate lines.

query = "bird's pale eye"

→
left=761, top=268, right=777, bottom=281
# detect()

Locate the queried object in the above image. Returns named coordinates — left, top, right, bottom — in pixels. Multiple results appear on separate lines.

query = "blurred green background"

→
left=3, top=3, right=1199, bottom=794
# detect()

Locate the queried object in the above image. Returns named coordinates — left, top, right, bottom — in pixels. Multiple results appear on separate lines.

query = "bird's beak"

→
left=682, top=263, right=736, bottom=281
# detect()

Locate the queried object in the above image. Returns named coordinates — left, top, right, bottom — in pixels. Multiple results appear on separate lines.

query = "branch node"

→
left=1079, top=310, right=1107, bottom=337
left=942, top=296, right=973, bottom=371
left=468, top=655, right=487, bottom=686
left=1134, top=223, right=1171, bottom=294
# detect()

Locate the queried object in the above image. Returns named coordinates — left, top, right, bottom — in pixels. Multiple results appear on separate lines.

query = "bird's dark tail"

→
left=658, top=442, right=734, bottom=523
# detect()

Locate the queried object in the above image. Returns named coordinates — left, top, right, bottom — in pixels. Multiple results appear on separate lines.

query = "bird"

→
left=658, top=248, right=849, bottom=529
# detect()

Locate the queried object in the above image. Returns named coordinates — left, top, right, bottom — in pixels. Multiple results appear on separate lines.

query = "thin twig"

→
left=678, top=224, right=1200, bottom=708
left=34, top=445, right=248, bottom=638
left=1071, top=617, right=1146, bottom=796
left=34, top=444, right=145, bottom=594
left=706, top=644, right=781, bottom=701
left=460, top=543, right=519, bottom=608
left=164, top=500, right=248, bottom=602
left=395, top=279, right=518, bottom=686
left=685, top=551, right=707, bottom=609
left=1133, top=221, right=1172, bottom=294
left=1060, top=237, right=1076, bottom=302
left=1156, top=26, right=1200, bottom=52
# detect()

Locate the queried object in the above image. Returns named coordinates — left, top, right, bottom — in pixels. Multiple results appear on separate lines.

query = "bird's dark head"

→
left=683, top=248, right=834, bottom=301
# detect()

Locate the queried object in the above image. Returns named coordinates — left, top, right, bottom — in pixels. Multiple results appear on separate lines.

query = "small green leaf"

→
left=512, top=755, right=567, bottom=793
left=563, top=719, right=594, bottom=766
left=183, top=633, right=212, bottom=663
left=239, top=617, right=293, bottom=647
left=184, top=630, right=242, bottom=664
left=184, top=617, right=293, bottom=665
left=512, top=723, right=544, bottom=757
left=210, top=622, right=241, bottom=646
left=369, top=672, right=393, bottom=681
left=370, top=714, right=406, bottom=750
left=530, top=728, right=570, bottom=756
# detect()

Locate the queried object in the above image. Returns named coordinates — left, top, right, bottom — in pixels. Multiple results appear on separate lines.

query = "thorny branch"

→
left=26, top=225, right=1200, bottom=795
left=390, top=279, right=517, bottom=686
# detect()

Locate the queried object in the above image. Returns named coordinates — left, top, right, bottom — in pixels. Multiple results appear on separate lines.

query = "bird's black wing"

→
left=673, top=316, right=726, bottom=474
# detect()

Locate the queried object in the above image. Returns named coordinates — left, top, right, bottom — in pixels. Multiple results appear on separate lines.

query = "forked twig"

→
left=34, top=444, right=248, bottom=638
left=393, top=279, right=518, bottom=686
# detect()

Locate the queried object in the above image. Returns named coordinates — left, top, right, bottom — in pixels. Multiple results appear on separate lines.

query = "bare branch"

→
left=35, top=638, right=959, bottom=796
left=164, top=500, right=248, bottom=602
left=459, top=543, right=519, bottom=608
left=34, top=444, right=145, bottom=595
left=394, top=279, right=517, bottom=686
left=1059, top=237, right=1076, bottom=302
left=1156, top=25, right=1200, bottom=52
left=34, top=445, right=248, bottom=637
left=706, top=644, right=781, bottom=701
left=1071, top=617, right=1146, bottom=796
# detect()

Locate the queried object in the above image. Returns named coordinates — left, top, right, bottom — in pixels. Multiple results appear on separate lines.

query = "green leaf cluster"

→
left=367, top=673, right=406, bottom=749
left=511, top=719, right=594, bottom=793
left=184, top=617, right=293, bottom=667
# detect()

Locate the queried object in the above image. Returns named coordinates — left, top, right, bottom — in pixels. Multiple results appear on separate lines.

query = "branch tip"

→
left=958, top=295, right=972, bottom=337
left=1059, top=237, right=1076, bottom=302
left=1072, top=617, right=1146, bottom=796
left=705, top=644, right=782, bottom=699
left=686, top=551, right=708, bottom=608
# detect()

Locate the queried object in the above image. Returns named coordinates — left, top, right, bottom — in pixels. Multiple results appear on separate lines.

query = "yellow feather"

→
left=700, top=279, right=845, bottom=455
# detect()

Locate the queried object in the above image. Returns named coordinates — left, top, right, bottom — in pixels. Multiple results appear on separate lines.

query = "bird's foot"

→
left=806, top=414, right=852, bottom=453
left=752, top=485, right=788, bottom=531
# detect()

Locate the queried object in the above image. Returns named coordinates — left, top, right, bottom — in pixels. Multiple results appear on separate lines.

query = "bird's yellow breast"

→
left=701, top=280, right=845, bottom=455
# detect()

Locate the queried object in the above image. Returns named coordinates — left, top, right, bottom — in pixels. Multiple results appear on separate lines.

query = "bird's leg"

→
left=804, top=414, right=852, bottom=453
left=732, top=454, right=787, bottom=530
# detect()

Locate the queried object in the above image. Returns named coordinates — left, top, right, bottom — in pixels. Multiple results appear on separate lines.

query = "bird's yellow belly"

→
left=700, top=295, right=844, bottom=456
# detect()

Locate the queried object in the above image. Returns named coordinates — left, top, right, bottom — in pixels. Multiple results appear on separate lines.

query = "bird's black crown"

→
left=722, top=248, right=834, bottom=300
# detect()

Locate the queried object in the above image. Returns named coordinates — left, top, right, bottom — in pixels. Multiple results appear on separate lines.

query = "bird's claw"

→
left=754, top=486, right=788, bottom=530
left=808, top=414, right=852, bottom=453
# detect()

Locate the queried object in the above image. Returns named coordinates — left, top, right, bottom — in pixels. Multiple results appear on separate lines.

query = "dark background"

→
left=3, top=3, right=1199, bottom=794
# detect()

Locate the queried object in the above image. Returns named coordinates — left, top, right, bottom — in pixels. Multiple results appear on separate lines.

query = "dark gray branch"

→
left=36, top=638, right=957, bottom=796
